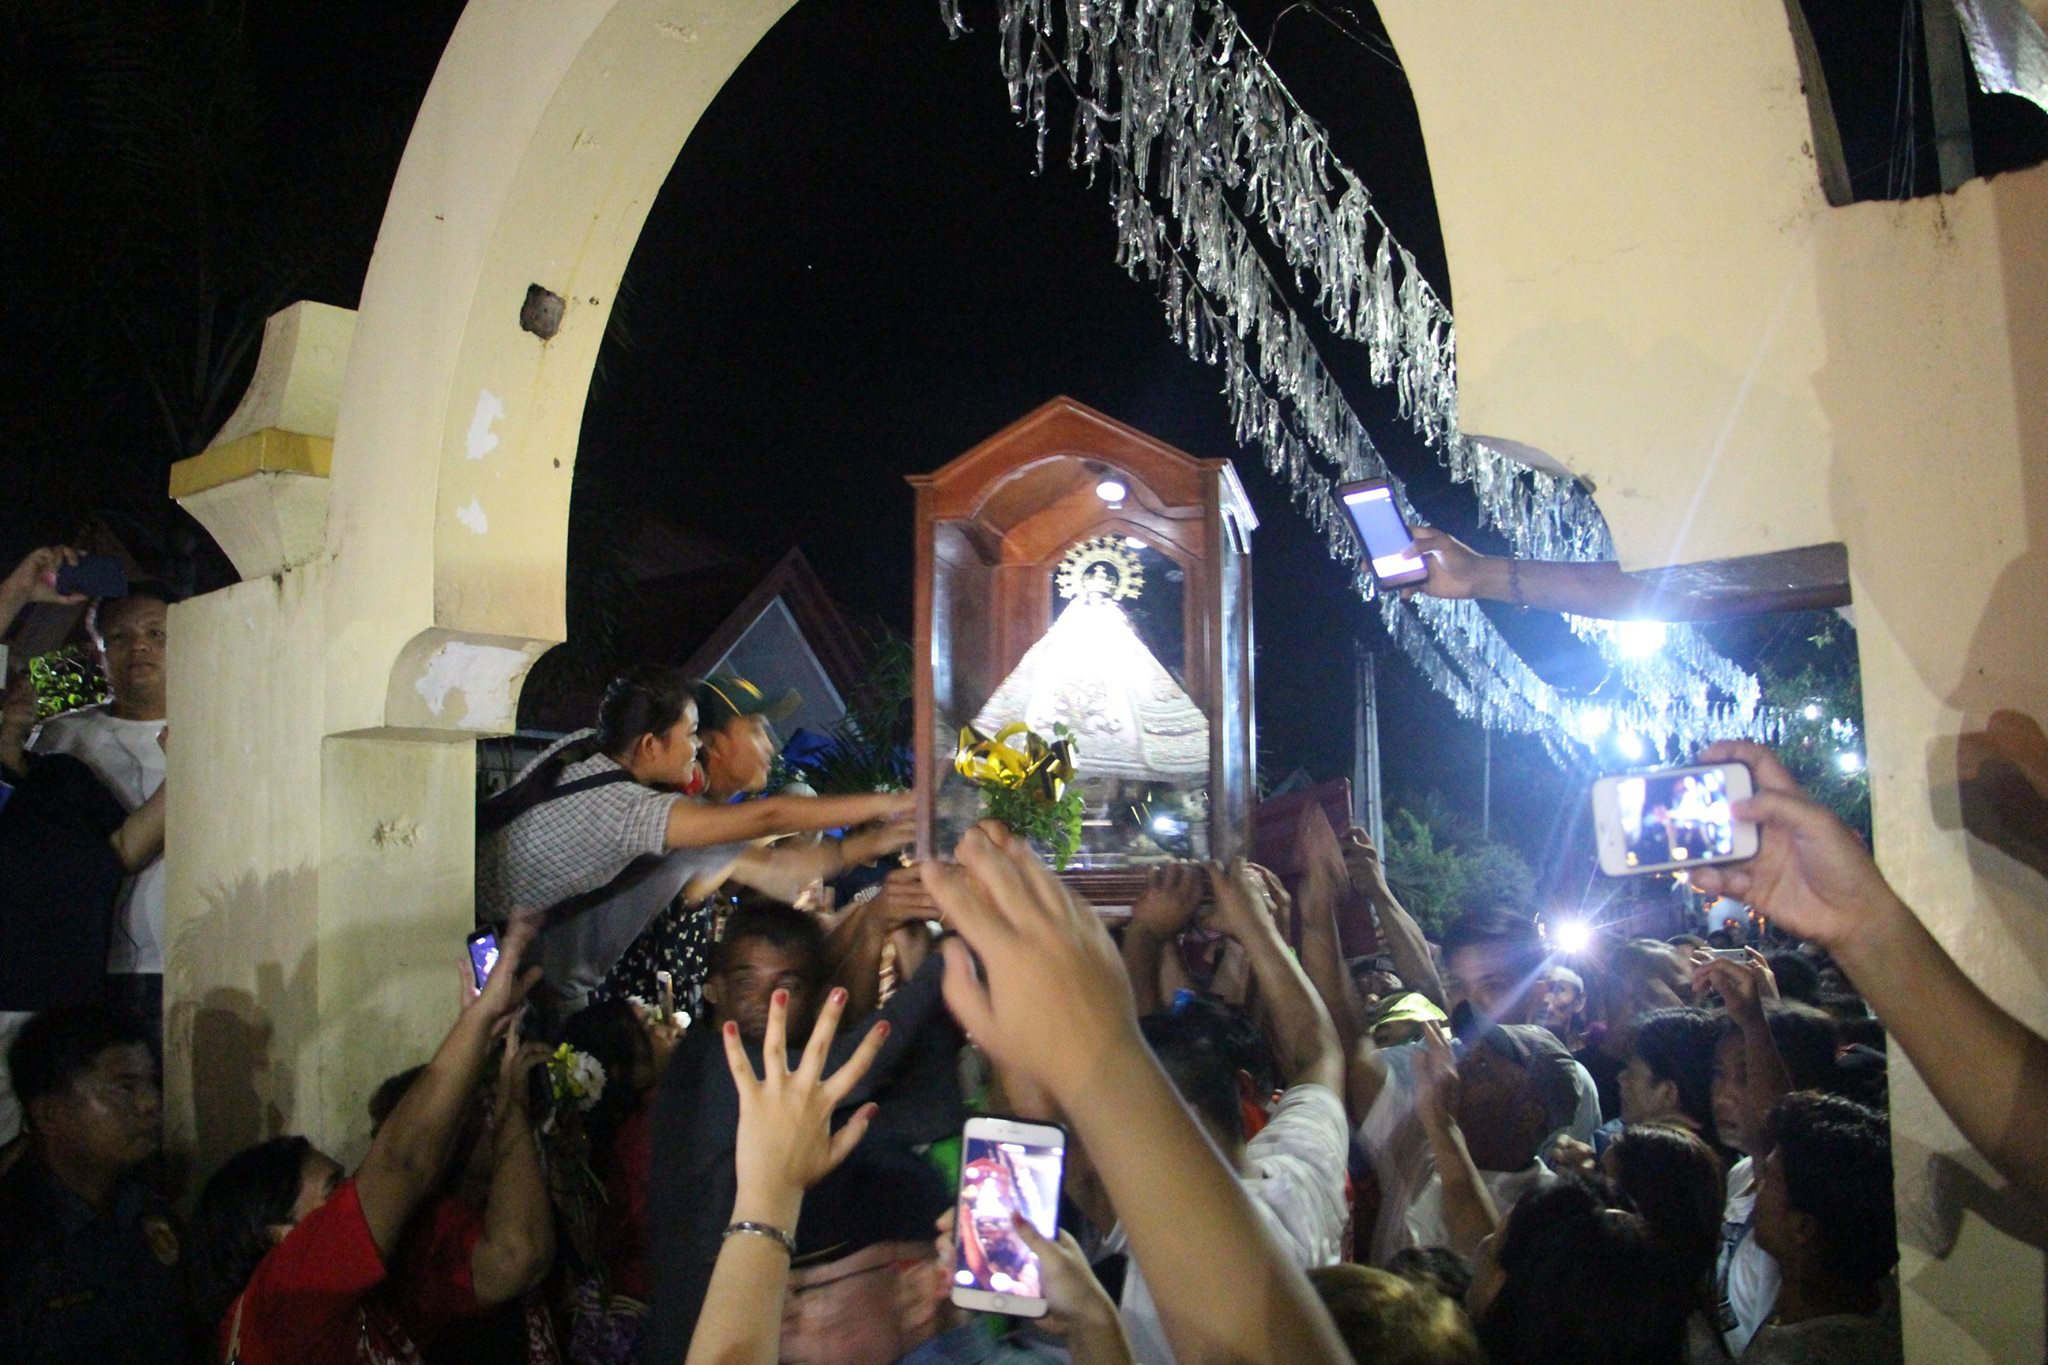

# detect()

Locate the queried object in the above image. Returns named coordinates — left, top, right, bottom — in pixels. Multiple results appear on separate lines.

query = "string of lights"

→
left=941, top=0, right=1780, bottom=762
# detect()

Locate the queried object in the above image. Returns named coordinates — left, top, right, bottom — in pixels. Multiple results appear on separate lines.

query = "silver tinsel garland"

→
left=942, top=0, right=1779, bottom=762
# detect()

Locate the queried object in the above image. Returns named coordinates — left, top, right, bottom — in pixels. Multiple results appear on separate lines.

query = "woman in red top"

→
left=190, top=914, right=545, bottom=1364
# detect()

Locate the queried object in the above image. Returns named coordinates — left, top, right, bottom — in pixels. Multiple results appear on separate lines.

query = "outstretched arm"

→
left=1405, top=526, right=1843, bottom=622
left=1691, top=740, right=2048, bottom=1205
left=356, top=913, right=542, bottom=1256
left=723, top=815, right=916, bottom=904
left=469, top=1038, right=556, bottom=1304
left=1415, top=1022, right=1499, bottom=1256
left=1206, top=861, right=1345, bottom=1096
left=1692, top=949, right=1793, bottom=1159
left=924, top=827, right=1351, bottom=1365
left=1294, top=808, right=1371, bottom=1058
left=664, top=790, right=914, bottom=852
left=1343, top=828, right=1444, bottom=1010
left=687, top=987, right=887, bottom=1365
left=0, top=547, right=85, bottom=633
left=1120, top=863, right=1205, bottom=1016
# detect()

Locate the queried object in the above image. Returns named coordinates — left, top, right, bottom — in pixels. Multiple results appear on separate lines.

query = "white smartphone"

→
left=950, top=1115, right=1066, bottom=1318
left=1336, top=478, right=1429, bottom=589
left=1591, top=761, right=1759, bottom=876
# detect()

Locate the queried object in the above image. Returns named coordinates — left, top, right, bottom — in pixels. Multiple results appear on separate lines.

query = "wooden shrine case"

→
left=911, top=397, right=1258, bottom=906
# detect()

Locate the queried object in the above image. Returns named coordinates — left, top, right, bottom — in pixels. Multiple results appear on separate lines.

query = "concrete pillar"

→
left=164, top=0, right=795, bottom=1186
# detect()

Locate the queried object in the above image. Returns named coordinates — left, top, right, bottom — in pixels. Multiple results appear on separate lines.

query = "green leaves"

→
left=1380, top=796, right=1535, bottom=936
left=27, top=647, right=109, bottom=720
left=980, top=781, right=1086, bottom=871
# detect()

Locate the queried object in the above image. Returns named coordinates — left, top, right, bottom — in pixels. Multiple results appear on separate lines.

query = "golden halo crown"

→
left=1056, top=535, right=1145, bottom=601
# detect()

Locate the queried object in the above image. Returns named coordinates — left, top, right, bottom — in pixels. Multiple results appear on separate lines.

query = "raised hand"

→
left=1689, top=946, right=1777, bottom=1024
left=470, top=909, right=544, bottom=1026
left=1295, top=805, right=1349, bottom=904
left=1009, top=1213, right=1134, bottom=1360
left=844, top=811, right=918, bottom=866
left=497, top=1036, right=554, bottom=1117
left=869, top=865, right=940, bottom=925
left=1129, top=862, right=1205, bottom=940
left=1340, top=826, right=1395, bottom=905
left=1546, top=1134, right=1598, bottom=1177
left=1414, top=1020, right=1461, bottom=1135
left=1203, top=858, right=1289, bottom=945
left=3, top=546, right=87, bottom=608
left=1686, top=741, right=1900, bottom=953
left=722, top=984, right=888, bottom=1212
left=923, top=822, right=1141, bottom=1110
left=1402, top=526, right=1488, bottom=600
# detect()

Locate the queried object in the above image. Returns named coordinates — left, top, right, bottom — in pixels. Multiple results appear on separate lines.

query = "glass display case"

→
left=911, top=397, right=1258, bottom=907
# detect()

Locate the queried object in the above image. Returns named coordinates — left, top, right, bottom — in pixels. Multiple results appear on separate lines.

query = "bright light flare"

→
left=1617, top=730, right=1645, bottom=761
left=1551, top=918, right=1595, bottom=955
left=1615, top=620, right=1668, bottom=659
left=1802, top=702, right=1823, bottom=721
left=1095, top=478, right=1128, bottom=503
left=1576, top=706, right=1612, bottom=742
left=1837, top=751, right=1864, bottom=774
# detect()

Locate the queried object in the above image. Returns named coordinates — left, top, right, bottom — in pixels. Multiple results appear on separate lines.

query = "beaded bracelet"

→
left=723, top=1220, right=797, bottom=1256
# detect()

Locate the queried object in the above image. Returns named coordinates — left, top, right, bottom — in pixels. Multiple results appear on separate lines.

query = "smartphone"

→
left=951, top=1115, right=1066, bottom=1318
left=1335, top=478, right=1429, bottom=589
left=54, top=555, right=128, bottom=600
left=1703, top=947, right=1751, bottom=961
left=466, top=928, right=501, bottom=992
left=1591, top=762, right=1758, bottom=876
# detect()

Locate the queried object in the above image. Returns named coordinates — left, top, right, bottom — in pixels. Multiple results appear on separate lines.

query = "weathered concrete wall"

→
left=1377, top=3, right=2048, bottom=1355
left=169, top=0, right=799, bottom=1180
left=164, top=569, right=327, bottom=1167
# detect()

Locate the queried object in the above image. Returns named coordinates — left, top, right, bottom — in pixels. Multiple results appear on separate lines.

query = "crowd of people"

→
left=3, top=540, right=2046, bottom=1364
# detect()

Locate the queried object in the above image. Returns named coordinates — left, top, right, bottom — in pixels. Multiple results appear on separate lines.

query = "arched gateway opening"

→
left=163, top=2, right=2048, bottom=1357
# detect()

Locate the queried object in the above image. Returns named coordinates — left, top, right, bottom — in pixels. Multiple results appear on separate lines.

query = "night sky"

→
left=4, top=0, right=2042, bottom=890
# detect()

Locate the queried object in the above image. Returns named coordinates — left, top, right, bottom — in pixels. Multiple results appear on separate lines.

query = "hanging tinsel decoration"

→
left=940, top=0, right=1781, bottom=762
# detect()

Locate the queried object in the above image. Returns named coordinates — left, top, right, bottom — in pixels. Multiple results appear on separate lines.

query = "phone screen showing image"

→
left=1614, top=768, right=1738, bottom=869
left=954, top=1132, right=1063, bottom=1304
left=1338, top=482, right=1427, bottom=586
left=467, top=930, right=500, bottom=991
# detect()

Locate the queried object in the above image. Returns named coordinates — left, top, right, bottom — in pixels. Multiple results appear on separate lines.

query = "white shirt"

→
left=1106, top=1083, right=1350, bottom=1364
left=1717, top=1156, right=1782, bottom=1358
left=1359, top=1039, right=1601, bottom=1263
left=1405, top=1159, right=1558, bottom=1251
left=31, top=706, right=166, bottom=974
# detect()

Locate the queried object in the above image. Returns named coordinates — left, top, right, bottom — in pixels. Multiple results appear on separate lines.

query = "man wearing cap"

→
left=1368, top=990, right=1449, bottom=1050
left=481, top=667, right=913, bottom=1021
left=591, top=675, right=914, bottom=1018
left=699, top=675, right=914, bottom=897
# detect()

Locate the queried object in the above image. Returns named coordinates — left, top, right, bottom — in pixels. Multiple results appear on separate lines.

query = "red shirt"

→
left=385, top=1195, right=487, bottom=1343
left=216, top=1179, right=418, bottom=1365
left=600, top=1102, right=654, bottom=1300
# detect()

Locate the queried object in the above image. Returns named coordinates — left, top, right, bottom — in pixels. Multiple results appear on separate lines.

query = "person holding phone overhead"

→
left=25, top=573, right=176, bottom=1059
left=475, top=666, right=913, bottom=1018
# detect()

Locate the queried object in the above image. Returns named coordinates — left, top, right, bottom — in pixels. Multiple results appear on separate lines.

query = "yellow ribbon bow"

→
left=953, top=722, right=1077, bottom=803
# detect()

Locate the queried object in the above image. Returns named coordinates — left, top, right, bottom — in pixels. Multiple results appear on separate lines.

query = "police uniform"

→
left=0, top=1152, right=192, bottom=1362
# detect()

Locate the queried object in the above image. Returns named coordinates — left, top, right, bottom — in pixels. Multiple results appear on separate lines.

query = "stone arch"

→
left=329, top=0, right=799, bottom=735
